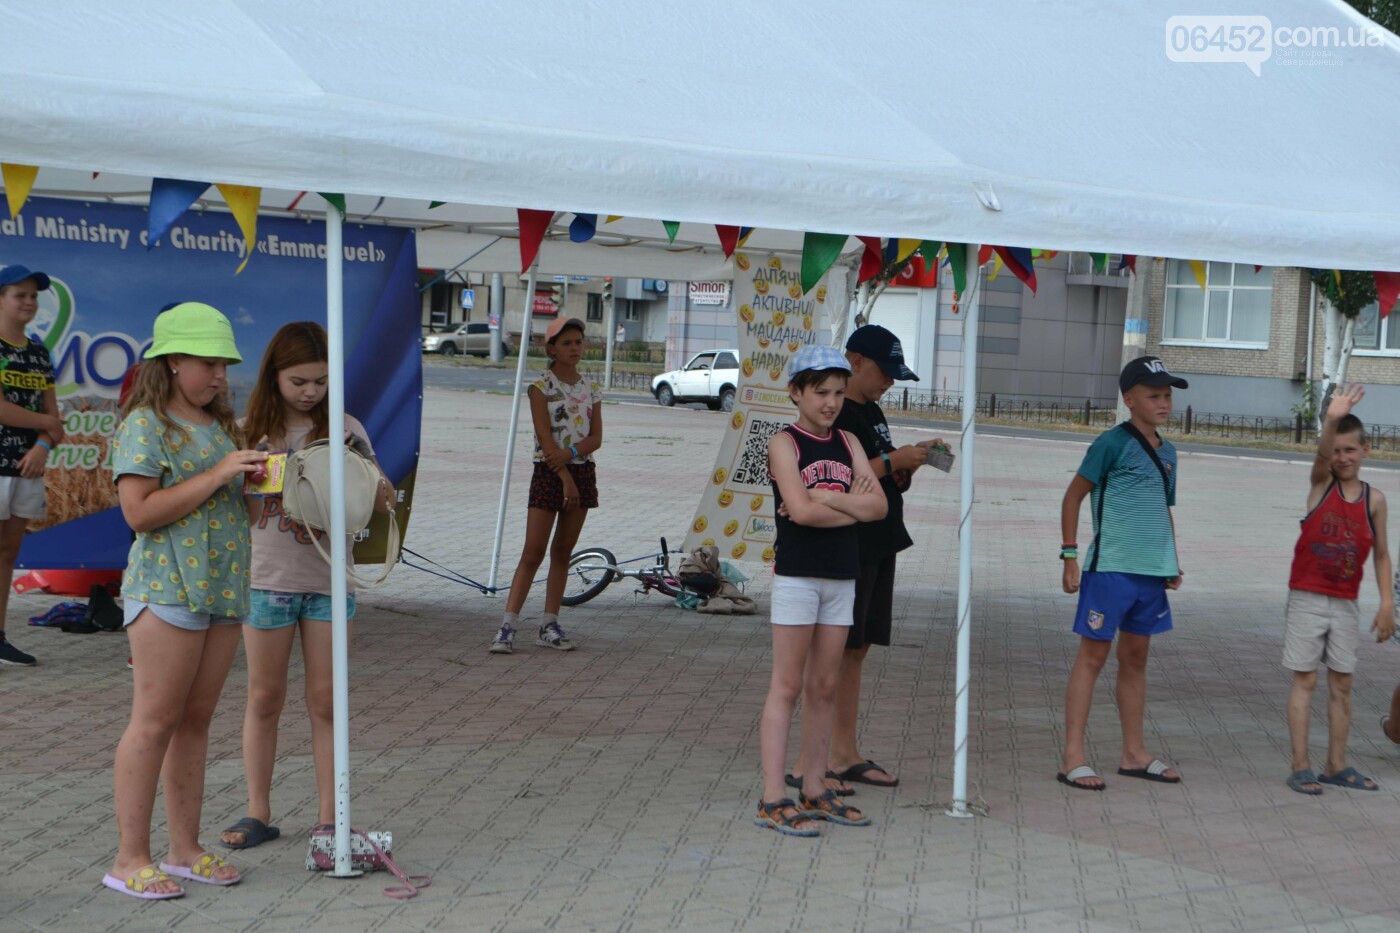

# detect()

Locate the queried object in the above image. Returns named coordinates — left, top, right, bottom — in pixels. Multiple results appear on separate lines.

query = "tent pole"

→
left=948, top=246, right=980, bottom=819
left=487, top=263, right=539, bottom=591
left=324, top=203, right=361, bottom=873
left=603, top=286, right=617, bottom=391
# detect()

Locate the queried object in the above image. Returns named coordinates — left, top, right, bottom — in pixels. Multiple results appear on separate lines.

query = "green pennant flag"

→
left=428, top=200, right=446, bottom=209
left=663, top=220, right=680, bottom=243
left=800, top=232, right=847, bottom=295
left=919, top=240, right=942, bottom=267
left=1090, top=252, right=1108, bottom=274
left=318, top=193, right=346, bottom=216
left=945, top=242, right=968, bottom=294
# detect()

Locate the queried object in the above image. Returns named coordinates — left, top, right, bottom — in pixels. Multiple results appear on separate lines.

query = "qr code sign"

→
left=730, top=417, right=786, bottom=487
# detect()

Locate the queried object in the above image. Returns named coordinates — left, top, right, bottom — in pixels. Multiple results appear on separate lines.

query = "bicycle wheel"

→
left=561, top=547, right=617, bottom=606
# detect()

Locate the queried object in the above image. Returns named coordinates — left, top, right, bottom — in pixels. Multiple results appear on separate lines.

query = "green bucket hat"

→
left=143, top=302, right=243, bottom=362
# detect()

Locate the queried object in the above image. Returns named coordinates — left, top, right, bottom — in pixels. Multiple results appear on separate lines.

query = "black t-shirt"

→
left=833, top=398, right=913, bottom=561
left=0, top=336, right=54, bottom=476
left=770, top=424, right=860, bottom=579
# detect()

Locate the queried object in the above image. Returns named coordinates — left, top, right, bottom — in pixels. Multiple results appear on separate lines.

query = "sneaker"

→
left=536, top=621, right=575, bottom=651
left=0, top=636, right=36, bottom=666
left=489, top=623, right=515, bottom=654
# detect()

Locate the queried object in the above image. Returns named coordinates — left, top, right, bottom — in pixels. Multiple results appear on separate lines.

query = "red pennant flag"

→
left=517, top=209, right=553, bottom=273
left=992, top=246, right=1038, bottom=294
left=977, top=244, right=993, bottom=266
left=715, top=225, right=741, bottom=258
left=1254, top=265, right=1262, bottom=273
left=1376, top=271, right=1400, bottom=319
left=856, top=236, right=883, bottom=283
left=1121, top=254, right=1138, bottom=274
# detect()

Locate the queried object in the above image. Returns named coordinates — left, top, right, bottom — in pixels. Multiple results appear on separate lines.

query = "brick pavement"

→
left=3, top=386, right=1400, bottom=931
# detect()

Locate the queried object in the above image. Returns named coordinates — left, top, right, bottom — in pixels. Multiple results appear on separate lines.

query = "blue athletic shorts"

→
left=1072, top=571, right=1172, bottom=641
left=246, top=589, right=356, bottom=631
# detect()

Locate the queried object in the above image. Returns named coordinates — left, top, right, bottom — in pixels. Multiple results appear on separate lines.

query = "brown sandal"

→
left=800, top=790, right=871, bottom=826
left=754, top=798, right=820, bottom=836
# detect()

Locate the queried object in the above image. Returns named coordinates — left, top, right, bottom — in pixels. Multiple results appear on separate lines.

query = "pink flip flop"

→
left=159, top=851, right=242, bottom=886
left=102, top=865, right=185, bottom=900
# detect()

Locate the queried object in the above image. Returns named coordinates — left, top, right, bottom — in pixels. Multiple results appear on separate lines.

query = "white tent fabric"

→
left=3, top=1, right=1398, bottom=269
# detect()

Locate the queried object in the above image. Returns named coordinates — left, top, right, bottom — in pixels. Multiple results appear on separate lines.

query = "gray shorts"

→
left=123, top=600, right=244, bottom=632
left=1283, top=589, right=1360, bottom=674
left=0, top=475, right=47, bottom=521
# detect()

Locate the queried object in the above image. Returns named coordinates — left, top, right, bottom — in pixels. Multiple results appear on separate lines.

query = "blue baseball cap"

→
left=787, top=344, right=851, bottom=380
left=0, top=265, right=50, bottom=291
left=846, top=324, right=918, bottom=381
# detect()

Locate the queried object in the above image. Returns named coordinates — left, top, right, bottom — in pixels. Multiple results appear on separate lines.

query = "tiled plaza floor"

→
left=3, top=387, right=1400, bottom=932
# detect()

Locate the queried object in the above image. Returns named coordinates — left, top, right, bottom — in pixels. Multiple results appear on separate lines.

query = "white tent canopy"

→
left=4, top=0, right=1398, bottom=269
left=6, top=0, right=1400, bottom=863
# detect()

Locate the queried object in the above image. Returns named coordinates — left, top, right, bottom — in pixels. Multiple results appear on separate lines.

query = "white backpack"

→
left=281, top=438, right=401, bottom=587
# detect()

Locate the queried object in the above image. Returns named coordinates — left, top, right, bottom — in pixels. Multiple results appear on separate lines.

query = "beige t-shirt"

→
left=245, top=415, right=373, bottom=595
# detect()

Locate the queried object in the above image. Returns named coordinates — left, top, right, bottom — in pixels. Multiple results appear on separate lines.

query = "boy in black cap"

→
left=1057, top=356, right=1186, bottom=790
left=0, top=266, right=65, bottom=666
left=787, top=324, right=942, bottom=793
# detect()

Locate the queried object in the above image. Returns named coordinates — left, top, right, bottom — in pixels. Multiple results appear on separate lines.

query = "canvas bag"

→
left=281, top=438, right=401, bottom=587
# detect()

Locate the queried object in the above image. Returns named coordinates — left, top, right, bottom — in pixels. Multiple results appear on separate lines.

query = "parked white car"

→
left=652, top=349, right=740, bottom=412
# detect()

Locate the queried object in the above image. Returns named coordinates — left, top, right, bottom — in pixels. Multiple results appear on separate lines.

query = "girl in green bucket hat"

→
left=103, top=302, right=267, bottom=899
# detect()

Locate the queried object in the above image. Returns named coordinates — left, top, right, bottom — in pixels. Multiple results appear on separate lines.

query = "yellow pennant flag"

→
left=605, top=215, right=622, bottom=223
left=988, top=252, right=1003, bottom=281
left=1187, top=259, right=1207, bottom=291
left=2, top=163, right=39, bottom=219
left=895, top=238, right=920, bottom=262
left=217, top=184, right=261, bottom=274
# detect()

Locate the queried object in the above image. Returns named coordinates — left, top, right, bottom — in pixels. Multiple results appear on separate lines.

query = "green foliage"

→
left=1290, top=381, right=1318, bottom=424
left=1308, top=269, right=1378, bottom=318
left=1345, top=0, right=1399, bottom=32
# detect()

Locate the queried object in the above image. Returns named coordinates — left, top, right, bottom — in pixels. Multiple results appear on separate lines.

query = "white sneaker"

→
left=536, top=621, right=575, bottom=651
left=489, top=623, right=515, bottom=654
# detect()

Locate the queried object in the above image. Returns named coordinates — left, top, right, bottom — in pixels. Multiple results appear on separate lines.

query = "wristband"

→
left=1060, top=548, right=1078, bottom=561
left=34, top=439, right=51, bottom=451
left=568, top=444, right=579, bottom=459
left=880, top=452, right=892, bottom=475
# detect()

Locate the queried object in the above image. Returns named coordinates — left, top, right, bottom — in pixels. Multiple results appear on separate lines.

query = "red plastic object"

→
left=13, top=570, right=121, bottom=596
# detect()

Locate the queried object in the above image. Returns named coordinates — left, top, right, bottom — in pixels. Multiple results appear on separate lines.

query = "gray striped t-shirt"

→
left=1079, top=425, right=1179, bottom=578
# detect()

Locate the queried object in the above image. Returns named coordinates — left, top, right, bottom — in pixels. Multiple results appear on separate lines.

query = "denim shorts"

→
left=123, top=600, right=244, bottom=632
left=246, top=589, right=356, bottom=631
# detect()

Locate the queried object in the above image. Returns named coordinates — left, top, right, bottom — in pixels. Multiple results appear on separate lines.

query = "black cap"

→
left=845, top=324, right=919, bottom=381
left=1119, top=356, right=1189, bottom=392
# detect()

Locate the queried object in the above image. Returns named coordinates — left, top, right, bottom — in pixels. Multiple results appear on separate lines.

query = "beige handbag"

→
left=281, top=438, right=401, bottom=587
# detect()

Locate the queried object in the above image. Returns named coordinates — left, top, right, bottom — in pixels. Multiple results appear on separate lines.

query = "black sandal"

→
left=754, top=798, right=820, bottom=836
left=220, top=817, right=280, bottom=850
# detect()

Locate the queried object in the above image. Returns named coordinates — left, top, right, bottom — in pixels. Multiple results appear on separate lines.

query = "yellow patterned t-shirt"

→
left=112, top=408, right=250, bottom=618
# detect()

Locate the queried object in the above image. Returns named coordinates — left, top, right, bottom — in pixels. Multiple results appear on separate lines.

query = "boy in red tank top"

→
left=1284, top=384, right=1393, bottom=795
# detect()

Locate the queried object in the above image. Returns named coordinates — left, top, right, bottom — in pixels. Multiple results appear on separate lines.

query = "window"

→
left=715, top=352, right=738, bottom=369
left=687, top=353, right=716, bottom=371
left=1163, top=262, right=1272, bottom=347
left=586, top=293, right=604, bottom=322
left=623, top=299, right=642, bottom=322
left=1353, top=301, right=1400, bottom=354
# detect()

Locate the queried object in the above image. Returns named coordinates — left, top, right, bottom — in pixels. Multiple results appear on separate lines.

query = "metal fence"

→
left=878, top=387, right=1400, bottom=452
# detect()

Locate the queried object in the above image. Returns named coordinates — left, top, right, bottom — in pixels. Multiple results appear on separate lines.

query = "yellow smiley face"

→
left=803, top=314, right=813, bottom=330
left=754, top=278, right=770, bottom=295
left=731, top=542, right=747, bottom=559
left=739, top=304, right=755, bottom=323
left=787, top=340, right=801, bottom=353
left=731, top=411, right=745, bottom=430
left=741, top=359, right=755, bottom=377
left=750, top=495, right=765, bottom=511
left=769, top=365, right=783, bottom=382
left=768, top=256, right=783, bottom=270
left=712, top=467, right=727, bottom=485
left=723, top=519, right=740, bottom=537
left=692, top=515, right=709, bottom=533
left=772, top=311, right=786, bottom=326
left=735, top=253, right=751, bottom=271
left=787, top=284, right=803, bottom=299
left=718, top=491, right=734, bottom=508
left=702, top=537, right=716, bottom=547
left=816, top=285, right=828, bottom=303
left=757, top=335, right=770, bottom=348
left=761, top=546, right=775, bottom=563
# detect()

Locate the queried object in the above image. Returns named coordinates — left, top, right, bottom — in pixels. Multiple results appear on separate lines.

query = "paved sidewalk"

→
left=4, top=388, right=1400, bottom=932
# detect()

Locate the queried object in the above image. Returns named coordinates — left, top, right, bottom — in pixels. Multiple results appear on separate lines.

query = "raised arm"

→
left=1311, top=384, right=1363, bottom=498
left=1371, top=489, right=1395, bottom=641
left=768, top=432, right=856, bottom=528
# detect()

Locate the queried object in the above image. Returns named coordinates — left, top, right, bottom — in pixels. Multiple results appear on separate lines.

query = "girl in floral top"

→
left=491, top=317, right=603, bottom=654
left=104, top=303, right=267, bottom=900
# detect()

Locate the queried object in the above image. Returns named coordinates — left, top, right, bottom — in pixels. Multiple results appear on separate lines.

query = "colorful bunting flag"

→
left=800, top=233, right=847, bottom=295
left=715, top=225, right=741, bottom=258
left=1119, top=254, right=1138, bottom=274
left=1375, top=271, right=1400, bottom=319
left=2, top=163, right=38, bottom=219
left=429, top=201, right=446, bottom=209
left=147, top=178, right=210, bottom=250
left=919, top=241, right=942, bottom=267
left=1187, top=260, right=1208, bottom=290
left=945, top=243, right=969, bottom=294
left=895, top=239, right=920, bottom=263
left=518, top=209, right=554, bottom=272
left=992, top=246, right=1038, bottom=293
left=663, top=220, right=680, bottom=243
left=319, top=193, right=346, bottom=216
left=569, top=213, right=597, bottom=243
left=216, top=184, right=261, bottom=274
left=977, top=244, right=993, bottom=267
left=856, top=237, right=883, bottom=283
left=737, top=227, right=754, bottom=249
left=1090, top=252, right=1109, bottom=274
left=988, top=252, right=1003, bottom=281
left=605, top=215, right=622, bottom=224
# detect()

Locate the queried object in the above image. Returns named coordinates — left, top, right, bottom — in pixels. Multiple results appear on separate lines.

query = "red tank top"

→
left=1288, top=480, right=1374, bottom=599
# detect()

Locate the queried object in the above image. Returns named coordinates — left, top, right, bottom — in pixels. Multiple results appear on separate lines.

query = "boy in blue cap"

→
left=0, top=265, right=65, bottom=665
left=1058, top=356, right=1186, bottom=790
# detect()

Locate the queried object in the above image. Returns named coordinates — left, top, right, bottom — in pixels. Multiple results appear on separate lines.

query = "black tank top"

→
left=771, top=424, right=860, bottom=579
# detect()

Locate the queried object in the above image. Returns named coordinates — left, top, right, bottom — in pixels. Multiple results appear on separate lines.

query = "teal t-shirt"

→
left=1078, top=424, right=1179, bottom=578
left=112, top=408, right=250, bottom=617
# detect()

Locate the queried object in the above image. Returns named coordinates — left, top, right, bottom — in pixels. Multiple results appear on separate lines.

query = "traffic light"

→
left=601, top=277, right=613, bottom=306
left=549, top=283, right=564, bottom=310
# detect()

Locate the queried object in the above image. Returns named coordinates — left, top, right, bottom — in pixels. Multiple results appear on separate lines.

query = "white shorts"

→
left=1283, top=589, right=1360, bottom=674
left=771, top=574, right=855, bottom=627
left=0, top=475, right=47, bottom=521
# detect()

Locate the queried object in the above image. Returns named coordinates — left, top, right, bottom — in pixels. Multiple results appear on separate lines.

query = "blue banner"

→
left=0, top=196, right=420, bottom=570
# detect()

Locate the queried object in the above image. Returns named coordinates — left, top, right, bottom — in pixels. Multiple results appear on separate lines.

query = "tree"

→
left=1310, top=268, right=1378, bottom=427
